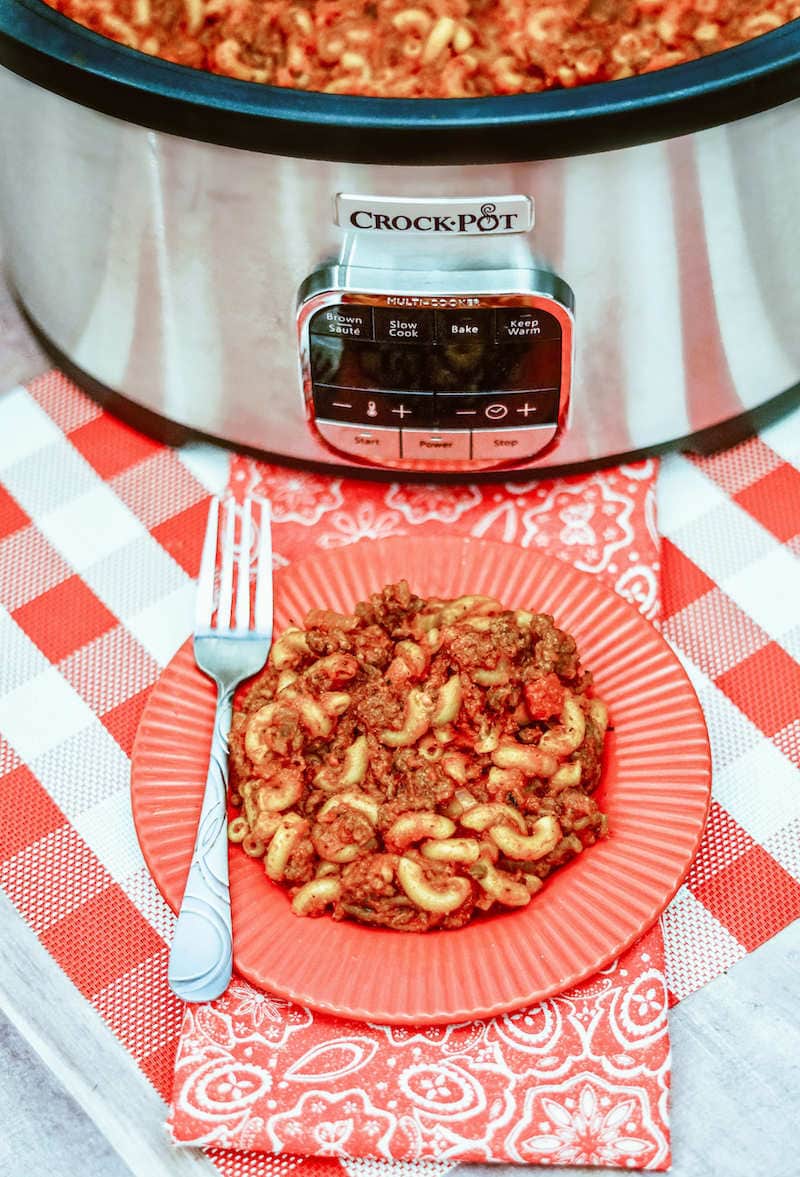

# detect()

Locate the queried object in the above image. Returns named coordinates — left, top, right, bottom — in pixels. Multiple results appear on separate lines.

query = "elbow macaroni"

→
left=314, top=733, right=369, bottom=792
left=397, top=856, right=472, bottom=914
left=227, top=582, right=609, bottom=931
left=385, top=812, right=455, bottom=851
left=432, top=675, right=462, bottom=725
left=379, top=687, right=434, bottom=747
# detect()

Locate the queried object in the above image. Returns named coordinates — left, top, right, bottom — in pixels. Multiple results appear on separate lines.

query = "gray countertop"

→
left=1, top=273, right=798, bottom=1177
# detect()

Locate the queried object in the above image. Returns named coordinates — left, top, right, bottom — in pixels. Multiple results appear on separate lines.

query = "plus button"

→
left=391, top=403, right=412, bottom=419
left=518, top=401, right=540, bottom=418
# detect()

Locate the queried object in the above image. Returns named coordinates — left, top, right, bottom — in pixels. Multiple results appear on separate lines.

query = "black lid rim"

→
left=1, top=0, right=799, bottom=163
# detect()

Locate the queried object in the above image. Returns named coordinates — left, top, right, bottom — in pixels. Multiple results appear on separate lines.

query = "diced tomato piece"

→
left=523, top=673, right=566, bottom=720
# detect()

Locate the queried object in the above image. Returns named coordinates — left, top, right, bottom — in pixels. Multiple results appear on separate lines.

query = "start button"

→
left=316, top=421, right=401, bottom=461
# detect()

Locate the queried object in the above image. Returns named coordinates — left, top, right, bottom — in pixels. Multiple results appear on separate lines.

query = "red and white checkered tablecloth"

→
left=657, top=425, right=800, bottom=1000
left=1, top=370, right=799, bottom=1177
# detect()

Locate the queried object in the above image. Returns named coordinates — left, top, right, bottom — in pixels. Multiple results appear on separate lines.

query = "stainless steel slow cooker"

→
left=1, top=0, right=799, bottom=473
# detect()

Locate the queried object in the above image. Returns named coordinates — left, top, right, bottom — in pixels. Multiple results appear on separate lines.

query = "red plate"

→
left=131, top=535, right=710, bottom=1025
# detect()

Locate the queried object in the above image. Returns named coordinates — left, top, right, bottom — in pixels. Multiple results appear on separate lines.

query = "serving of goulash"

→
left=228, top=580, right=608, bottom=931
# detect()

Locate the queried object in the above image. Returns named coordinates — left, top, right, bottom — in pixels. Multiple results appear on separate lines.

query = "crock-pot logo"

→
left=335, top=194, right=533, bottom=236
left=350, top=202, right=514, bottom=233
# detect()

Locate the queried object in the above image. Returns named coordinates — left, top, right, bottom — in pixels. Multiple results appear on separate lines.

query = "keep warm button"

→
left=401, top=429, right=471, bottom=460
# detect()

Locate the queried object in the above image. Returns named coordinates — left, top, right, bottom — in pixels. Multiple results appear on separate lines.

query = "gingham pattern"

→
left=0, top=369, right=797, bottom=1174
left=658, top=409, right=800, bottom=1000
left=0, top=378, right=205, bottom=1085
left=0, top=374, right=284, bottom=1177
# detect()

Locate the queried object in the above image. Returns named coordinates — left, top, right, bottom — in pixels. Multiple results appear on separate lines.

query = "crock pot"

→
left=1, top=0, right=799, bottom=473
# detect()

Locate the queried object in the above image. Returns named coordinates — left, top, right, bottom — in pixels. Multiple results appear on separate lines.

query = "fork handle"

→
left=168, top=683, right=234, bottom=1002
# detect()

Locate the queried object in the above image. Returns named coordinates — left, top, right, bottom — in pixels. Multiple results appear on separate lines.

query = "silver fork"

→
left=168, top=495, right=273, bottom=1003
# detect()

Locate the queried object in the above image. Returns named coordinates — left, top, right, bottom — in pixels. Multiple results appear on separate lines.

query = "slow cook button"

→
left=310, top=305, right=373, bottom=340
left=374, top=307, right=435, bottom=344
left=471, top=424, right=558, bottom=461
left=401, top=429, right=471, bottom=460
left=316, top=420, right=401, bottom=461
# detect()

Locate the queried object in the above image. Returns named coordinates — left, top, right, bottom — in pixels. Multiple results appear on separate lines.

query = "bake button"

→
left=374, top=308, right=435, bottom=344
left=310, top=305, right=373, bottom=340
left=471, top=424, right=558, bottom=461
left=435, top=309, right=493, bottom=342
left=401, top=429, right=471, bottom=461
left=316, top=420, right=401, bottom=461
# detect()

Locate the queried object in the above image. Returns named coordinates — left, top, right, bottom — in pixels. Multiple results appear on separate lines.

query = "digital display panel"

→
left=309, top=305, right=562, bottom=397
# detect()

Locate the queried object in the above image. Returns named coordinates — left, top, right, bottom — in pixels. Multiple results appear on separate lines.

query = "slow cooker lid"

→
left=0, top=0, right=799, bottom=163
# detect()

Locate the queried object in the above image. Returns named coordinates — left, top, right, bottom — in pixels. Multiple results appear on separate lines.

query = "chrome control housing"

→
left=298, top=265, right=574, bottom=472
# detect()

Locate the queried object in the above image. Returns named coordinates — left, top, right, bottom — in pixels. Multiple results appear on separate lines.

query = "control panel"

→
left=298, top=286, right=573, bottom=471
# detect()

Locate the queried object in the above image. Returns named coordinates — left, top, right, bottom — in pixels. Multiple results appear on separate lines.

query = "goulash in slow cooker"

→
left=42, top=0, right=797, bottom=97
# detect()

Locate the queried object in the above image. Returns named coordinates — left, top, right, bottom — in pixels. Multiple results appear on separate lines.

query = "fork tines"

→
left=195, top=496, right=272, bottom=637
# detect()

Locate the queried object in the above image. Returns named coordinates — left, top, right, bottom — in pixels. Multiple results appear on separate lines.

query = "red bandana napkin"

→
left=169, top=926, right=669, bottom=1167
left=167, top=453, right=671, bottom=1169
